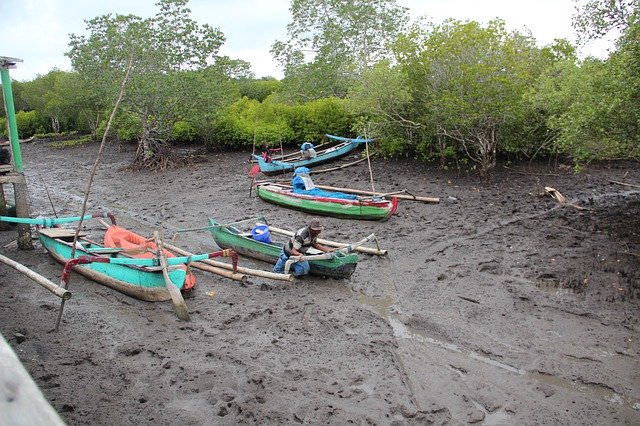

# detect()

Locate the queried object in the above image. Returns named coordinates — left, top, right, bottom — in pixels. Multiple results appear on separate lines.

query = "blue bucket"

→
left=251, top=224, right=271, bottom=244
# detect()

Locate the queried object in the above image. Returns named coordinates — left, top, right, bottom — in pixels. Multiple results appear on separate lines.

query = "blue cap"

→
left=294, top=167, right=311, bottom=175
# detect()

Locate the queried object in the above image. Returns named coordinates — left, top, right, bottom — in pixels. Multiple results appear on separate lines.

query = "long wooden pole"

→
left=266, top=226, right=387, bottom=256
left=0, top=253, right=71, bottom=300
left=187, top=260, right=247, bottom=284
left=266, top=182, right=440, bottom=203
left=364, top=128, right=376, bottom=194
left=163, top=242, right=294, bottom=282
left=54, top=56, right=134, bottom=332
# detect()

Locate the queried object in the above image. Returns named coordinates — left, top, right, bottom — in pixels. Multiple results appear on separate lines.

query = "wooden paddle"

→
left=154, top=231, right=190, bottom=321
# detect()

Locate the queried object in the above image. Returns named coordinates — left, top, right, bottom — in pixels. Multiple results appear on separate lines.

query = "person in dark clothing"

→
left=260, top=142, right=281, bottom=163
left=273, top=219, right=333, bottom=276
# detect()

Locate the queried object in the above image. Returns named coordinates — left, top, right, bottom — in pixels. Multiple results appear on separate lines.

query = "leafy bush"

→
left=15, top=110, right=47, bottom=138
left=171, top=121, right=198, bottom=143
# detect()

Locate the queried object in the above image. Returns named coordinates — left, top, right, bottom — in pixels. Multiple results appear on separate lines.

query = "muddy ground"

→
left=0, top=140, right=638, bottom=425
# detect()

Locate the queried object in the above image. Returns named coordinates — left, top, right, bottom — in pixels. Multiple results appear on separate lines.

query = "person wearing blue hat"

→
left=273, top=219, right=332, bottom=276
left=292, top=166, right=315, bottom=191
left=300, top=142, right=317, bottom=159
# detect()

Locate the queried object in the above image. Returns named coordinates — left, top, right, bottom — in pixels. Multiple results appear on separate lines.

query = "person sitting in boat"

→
left=273, top=219, right=333, bottom=277
left=300, top=142, right=317, bottom=159
left=291, top=167, right=358, bottom=200
left=292, top=167, right=316, bottom=191
left=260, top=142, right=281, bottom=163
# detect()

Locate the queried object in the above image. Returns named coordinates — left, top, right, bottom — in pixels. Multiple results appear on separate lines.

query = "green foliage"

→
left=346, top=60, right=416, bottom=155
left=531, top=21, right=639, bottom=164
left=15, top=110, right=47, bottom=138
left=572, top=0, right=639, bottom=44
left=211, top=97, right=294, bottom=148
left=297, top=97, right=351, bottom=140
left=114, top=111, right=143, bottom=142
left=171, top=120, right=198, bottom=143
left=66, top=0, right=229, bottom=163
left=238, top=78, right=281, bottom=102
left=273, top=0, right=409, bottom=100
left=33, top=131, right=80, bottom=140
left=394, top=19, right=543, bottom=176
left=49, top=135, right=92, bottom=148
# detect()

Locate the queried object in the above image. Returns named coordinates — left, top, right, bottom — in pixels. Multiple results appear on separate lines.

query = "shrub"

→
left=171, top=121, right=198, bottom=143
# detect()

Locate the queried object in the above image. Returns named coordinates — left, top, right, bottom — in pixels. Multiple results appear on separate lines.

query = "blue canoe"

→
left=252, top=134, right=374, bottom=176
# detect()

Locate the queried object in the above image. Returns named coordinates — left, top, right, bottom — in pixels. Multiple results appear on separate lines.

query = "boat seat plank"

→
left=38, top=228, right=87, bottom=239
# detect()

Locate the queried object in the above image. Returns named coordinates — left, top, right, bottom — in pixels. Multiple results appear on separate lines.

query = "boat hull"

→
left=254, top=136, right=370, bottom=176
left=38, top=230, right=186, bottom=302
left=208, top=219, right=358, bottom=279
left=255, top=184, right=398, bottom=221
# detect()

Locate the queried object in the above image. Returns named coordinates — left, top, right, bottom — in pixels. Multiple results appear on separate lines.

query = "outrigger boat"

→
left=252, top=134, right=374, bottom=176
left=0, top=213, right=237, bottom=302
left=207, top=217, right=373, bottom=279
left=255, top=182, right=398, bottom=221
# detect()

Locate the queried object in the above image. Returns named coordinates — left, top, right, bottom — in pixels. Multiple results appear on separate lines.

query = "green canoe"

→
left=208, top=217, right=359, bottom=279
left=255, top=183, right=398, bottom=221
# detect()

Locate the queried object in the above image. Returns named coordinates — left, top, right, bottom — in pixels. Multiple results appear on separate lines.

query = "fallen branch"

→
left=544, top=187, right=589, bottom=211
left=609, top=179, right=640, bottom=189
left=458, top=295, right=480, bottom=304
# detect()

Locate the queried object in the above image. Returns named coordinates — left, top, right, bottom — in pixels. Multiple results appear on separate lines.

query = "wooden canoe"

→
left=38, top=227, right=188, bottom=302
left=208, top=217, right=359, bottom=279
left=0, top=213, right=237, bottom=302
left=253, top=134, right=373, bottom=176
left=255, top=182, right=398, bottom=221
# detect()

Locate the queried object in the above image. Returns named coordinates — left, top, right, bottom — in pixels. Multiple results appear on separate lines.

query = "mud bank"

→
left=0, top=141, right=638, bottom=424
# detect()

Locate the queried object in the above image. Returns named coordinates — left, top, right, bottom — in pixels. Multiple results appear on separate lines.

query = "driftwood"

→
left=163, top=242, right=294, bottom=282
left=267, top=226, right=387, bottom=256
left=544, top=187, right=589, bottom=211
left=609, top=179, right=640, bottom=189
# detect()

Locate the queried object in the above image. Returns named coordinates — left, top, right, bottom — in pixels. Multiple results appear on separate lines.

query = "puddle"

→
left=470, top=399, right=512, bottom=425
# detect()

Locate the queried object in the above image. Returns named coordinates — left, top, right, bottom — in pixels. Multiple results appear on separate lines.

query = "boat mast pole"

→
left=363, top=128, right=376, bottom=195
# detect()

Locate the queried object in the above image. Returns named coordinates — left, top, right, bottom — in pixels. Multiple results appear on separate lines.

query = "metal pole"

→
left=0, top=67, right=23, bottom=173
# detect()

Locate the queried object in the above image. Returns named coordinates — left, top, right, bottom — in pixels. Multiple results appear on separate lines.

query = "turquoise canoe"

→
left=208, top=217, right=359, bottom=279
left=0, top=213, right=237, bottom=302
left=253, top=134, right=373, bottom=176
left=255, top=183, right=398, bottom=221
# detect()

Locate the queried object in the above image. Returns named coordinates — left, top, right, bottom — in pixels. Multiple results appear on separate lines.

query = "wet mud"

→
left=0, top=141, right=638, bottom=424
